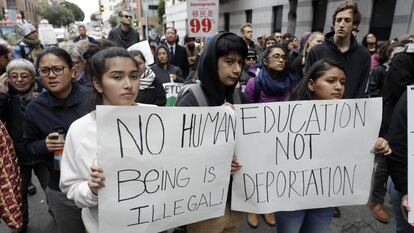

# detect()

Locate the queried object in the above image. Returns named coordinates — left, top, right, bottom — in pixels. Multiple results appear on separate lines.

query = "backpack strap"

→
left=232, top=89, right=241, bottom=104
left=175, top=83, right=208, bottom=106
left=189, top=84, right=208, bottom=106
left=253, top=77, right=262, bottom=103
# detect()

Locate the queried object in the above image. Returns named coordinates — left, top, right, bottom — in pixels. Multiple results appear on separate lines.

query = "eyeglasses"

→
left=267, top=53, right=287, bottom=61
left=122, top=15, right=132, bottom=19
left=72, top=60, right=81, bottom=66
left=9, top=73, right=32, bottom=80
left=38, top=66, right=66, bottom=77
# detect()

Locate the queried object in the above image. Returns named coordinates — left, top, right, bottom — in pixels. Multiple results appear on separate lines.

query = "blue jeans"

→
left=388, top=180, right=414, bottom=233
left=274, top=207, right=334, bottom=233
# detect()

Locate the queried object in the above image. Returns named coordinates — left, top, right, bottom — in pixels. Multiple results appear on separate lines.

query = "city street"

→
left=0, top=178, right=396, bottom=233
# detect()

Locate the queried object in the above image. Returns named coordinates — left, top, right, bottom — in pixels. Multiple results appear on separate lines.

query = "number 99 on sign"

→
left=190, top=18, right=212, bottom=33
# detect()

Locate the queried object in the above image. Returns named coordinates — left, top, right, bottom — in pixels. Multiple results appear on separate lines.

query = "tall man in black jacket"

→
left=305, top=2, right=370, bottom=99
left=304, top=1, right=371, bottom=220
left=164, top=27, right=190, bottom=79
left=108, top=11, right=140, bottom=48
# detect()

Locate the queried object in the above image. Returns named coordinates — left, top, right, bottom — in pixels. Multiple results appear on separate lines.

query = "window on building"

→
left=311, top=0, right=327, bottom=32
left=272, top=6, right=283, bottom=33
left=245, top=9, right=252, bottom=23
left=149, top=5, right=158, bottom=10
left=224, top=12, right=230, bottom=32
left=6, top=0, right=16, bottom=9
left=370, top=0, right=396, bottom=40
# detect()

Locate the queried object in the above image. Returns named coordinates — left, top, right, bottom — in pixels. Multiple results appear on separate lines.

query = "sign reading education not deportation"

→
left=96, top=105, right=236, bottom=233
left=231, top=98, right=382, bottom=213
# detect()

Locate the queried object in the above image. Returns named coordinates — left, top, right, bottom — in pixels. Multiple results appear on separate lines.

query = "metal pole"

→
left=145, top=0, right=149, bottom=39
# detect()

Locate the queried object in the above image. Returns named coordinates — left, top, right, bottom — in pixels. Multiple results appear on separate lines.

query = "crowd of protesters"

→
left=0, top=1, right=413, bottom=233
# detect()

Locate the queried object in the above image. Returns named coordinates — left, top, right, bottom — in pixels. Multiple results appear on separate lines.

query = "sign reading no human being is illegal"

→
left=97, top=105, right=236, bottom=233
left=231, top=98, right=383, bottom=213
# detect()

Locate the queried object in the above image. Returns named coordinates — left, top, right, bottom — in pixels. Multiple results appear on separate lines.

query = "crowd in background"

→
left=0, top=1, right=413, bottom=233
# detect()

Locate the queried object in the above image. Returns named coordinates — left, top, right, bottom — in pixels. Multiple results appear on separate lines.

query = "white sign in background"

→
left=163, top=82, right=184, bottom=106
left=231, top=98, right=383, bottom=213
left=97, top=106, right=236, bottom=233
left=128, top=40, right=155, bottom=65
left=408, top=86, right=414, bottom=223
left=187, top=0, right=219, bottom=37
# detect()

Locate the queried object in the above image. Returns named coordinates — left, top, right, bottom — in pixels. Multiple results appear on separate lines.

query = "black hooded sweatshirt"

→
left=305, top=31, right=371, bottom=99
left=176, top=33, right=249, bottom=107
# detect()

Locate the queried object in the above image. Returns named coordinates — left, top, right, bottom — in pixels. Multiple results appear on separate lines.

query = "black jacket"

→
left=108, top=26, right=140, bottom=49
left=366, top=64, right=387, bottom=98
left=23, top=83, right=94, bottom=191
left=151, top=45, right=185, bottom=84
left=380, top=50, right=414, bottom=136
left=73, top=35, right=95, bottom=43
left=305, top=31, right=371, bottom=99
left=387, top=91, right=408, bottom=194
left=167, top=43, right=190, bottom=79
left=0, top=86, right=37, bottom=165
left=136, top=78, right=166, bottom=106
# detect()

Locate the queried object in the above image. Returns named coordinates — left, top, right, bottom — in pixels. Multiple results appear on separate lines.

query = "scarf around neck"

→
left=22, top=37, right=41, bottom=47
left=257, top=67, right=296, bottom=96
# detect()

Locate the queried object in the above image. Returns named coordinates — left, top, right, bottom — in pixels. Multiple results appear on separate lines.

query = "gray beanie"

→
left=22, top=23, right=37, bottom=37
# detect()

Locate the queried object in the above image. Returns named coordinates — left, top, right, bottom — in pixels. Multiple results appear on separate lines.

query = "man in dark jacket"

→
left=240, top=23, right=261, bottom=53
left=164, top=27, right=190, bottom=79
left=305, top=2, right=370, bottom=99
left=387, top=90, right=414, bottom=232
left=107, top=11, right=140, bottom=48
left=73, top=25, right=95, bottom=43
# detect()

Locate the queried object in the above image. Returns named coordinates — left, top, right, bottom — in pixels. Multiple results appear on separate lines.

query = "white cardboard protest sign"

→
left=163, top=82, right=184, bottom=106
left=187, top=0, right=219, bottom=37
left=97, top=105, right=235, bottom=233
left=408, top=86, right=414, bottom=223
left=128, top=40, right=155, bottom=65
left=231, top=98, right=382, bottom=213
left=38, top=25, right=57, bottom=45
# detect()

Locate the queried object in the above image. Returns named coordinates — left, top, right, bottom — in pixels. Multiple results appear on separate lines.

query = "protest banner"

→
left=128, top=40, right=155, bottom=65
left=408, top=86, right=414, bottom=223
left=97, top=105, right=236, bottom=233
left=187, top=0, right=219, bottom=37
left=163, top=82, right=184, bottom=106
left=231, top=98, right=382, bottom=213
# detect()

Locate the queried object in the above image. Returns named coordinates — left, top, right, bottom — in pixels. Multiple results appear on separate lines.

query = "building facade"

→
left=2, top=0, right=40, bottom=24
left=165, top=0, right=414, bottom=44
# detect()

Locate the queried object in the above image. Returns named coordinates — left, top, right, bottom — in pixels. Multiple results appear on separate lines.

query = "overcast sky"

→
left=66, top=0, right=99, bottom=22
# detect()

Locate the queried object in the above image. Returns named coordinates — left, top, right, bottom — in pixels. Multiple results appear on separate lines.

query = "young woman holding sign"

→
left=243, top=44, right=297, bottom=229
left=273, top=58, right=392, bottom=233
left=59, top=47, right=155, bottom=233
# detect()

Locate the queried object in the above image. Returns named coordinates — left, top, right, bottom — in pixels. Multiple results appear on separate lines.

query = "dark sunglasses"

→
left=122, top=15, right=132, bottom=19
